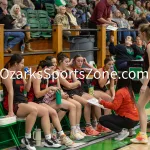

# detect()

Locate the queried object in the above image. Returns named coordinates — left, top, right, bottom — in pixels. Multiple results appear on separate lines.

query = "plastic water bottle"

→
left=24, top=90, right=27, bottom=97
left=52, top=128, right=57, bottom=140
left=24, top=67, right=30, bottom=75
left=21, top=43, right=25, bottom=53
left=88, top=84, right=94, bottom=96
left=93, top=64, right=97, bottom=68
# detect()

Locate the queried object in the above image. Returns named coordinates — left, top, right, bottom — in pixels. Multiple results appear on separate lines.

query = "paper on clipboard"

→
left=107, top=25, right=118, bottom=31
left=87, top=98, right=106, bottom=109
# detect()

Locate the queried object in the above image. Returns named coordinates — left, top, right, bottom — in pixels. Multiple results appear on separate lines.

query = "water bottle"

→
left=33, top=128, right=41, bottom=146
left=21, top=43, right=25, bottom=53
left=24, top=90, right=27, bottom=97
left=24, top=67, right=30, bottom=75
left=52, top=128, right=57, bottom=140
left=88, top=84, right=94, bottom=96
left=93, top=64, right=97, bottom=68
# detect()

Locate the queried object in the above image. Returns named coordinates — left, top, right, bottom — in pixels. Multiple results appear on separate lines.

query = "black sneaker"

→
left=44, top=138, right=61, bottom=148
left=21, top=138, right=36, bottom=150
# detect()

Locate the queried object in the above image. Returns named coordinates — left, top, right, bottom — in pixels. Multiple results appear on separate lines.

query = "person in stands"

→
left=10, top=4, right=33, bottom=51
left=109, top=35, right=142, bottom=71
left=0, top=0, right=24, bottom=53
left=13, top=0, right=35, bottom=10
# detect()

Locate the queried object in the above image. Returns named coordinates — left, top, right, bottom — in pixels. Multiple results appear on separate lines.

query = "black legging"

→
left=99, top=114, right=139, bottom=133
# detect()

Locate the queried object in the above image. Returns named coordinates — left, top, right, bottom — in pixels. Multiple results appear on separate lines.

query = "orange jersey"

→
left=100, top=87, right=139, bottom=121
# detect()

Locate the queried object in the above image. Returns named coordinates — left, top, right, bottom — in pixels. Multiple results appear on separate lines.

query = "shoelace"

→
left=51, top=138, right=58, bottom=144
left=26, top=138, right=35, bottom=146
left=88, top=128, right=96, bottom=134
left=64, top=136, right=73, bottom=143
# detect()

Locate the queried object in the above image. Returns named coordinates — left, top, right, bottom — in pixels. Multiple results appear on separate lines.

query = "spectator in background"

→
left=0, top=0, right=24, bottom=53
left=87, top=0, right=100, bottom=15
left=134, top=0, right=142, bottom=15
left=10, top=4, right=33, bottom=51
left=119, top=2, right=129, bottom=19
left=54, top=6, right=71, bottom=38
left=132, top=36, right=145, bottom=57
left=109, top=36, right=142, bottom=71
left=55, top=0, right=66, bottom=8
left=128, top=4, right=135, bottom=15
left=75, top=0, right=88, bottom=26
left=128, top=11, right=137, bottom=29
left=145, top=1, right=150, bottom=22
left=145, top=1, right=150, bottom=12
left=88, top=0, right=117, bottom=62
left=68, top=0, right=77, bottom=7
left=65, top=3, right=78, bottom=26
left=13, top=0, right=35, bottom=10
left=134, top=12, right=149, bottom=29
left=112, top=10, right=130, bottom=43
left=89, top=0, right=117, bottom=26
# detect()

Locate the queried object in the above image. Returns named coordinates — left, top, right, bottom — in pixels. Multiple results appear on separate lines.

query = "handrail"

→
left=106, top=28, right=138, bottom=32
left=63, top=49, right=99, bottom=53
left=63, top=29, right=99, bottom=31
left=4, top=29, right=53, bottom=32
left=0, top=24, right=114, bottom=72
left=4, top=28, right=99, bottom=32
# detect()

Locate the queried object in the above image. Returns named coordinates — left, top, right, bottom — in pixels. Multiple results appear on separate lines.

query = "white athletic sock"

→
left=45, top=134, right=51, bottom=140
left=76, top=124, right=80, bottom=130
left=71, top=126, right=77, bottom=133
left=58, top=130, right=64, bottom=136
left=25, top=133, right=31, bottom=139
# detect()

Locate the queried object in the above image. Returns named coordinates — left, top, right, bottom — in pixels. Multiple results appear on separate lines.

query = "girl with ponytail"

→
left=28, top=59, right=84, bottom=146
left=1, top=54, right=61, bottom=149
left=57, top=52, right=103, bottom=136
left=131, top=23, right=150, bottom=144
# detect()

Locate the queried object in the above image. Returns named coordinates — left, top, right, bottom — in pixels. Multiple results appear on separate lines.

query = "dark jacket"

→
left=109, top=42, right=142, bottom=62
left=0, top=7, right=14, bottom=29
left=132, top=44, right=145, bottom=57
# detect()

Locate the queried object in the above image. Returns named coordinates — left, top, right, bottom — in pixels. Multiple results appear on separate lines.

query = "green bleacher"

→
left=7, top=1, right=56, bottom=39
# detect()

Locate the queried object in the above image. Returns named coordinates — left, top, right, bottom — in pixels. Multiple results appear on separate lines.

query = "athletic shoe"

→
left=70, top=130, right=84, bottom=140
left=128, top=128, right=136, bottom=137
left=85, top=126, right=100, bottom=136
left=91, top=120, right=97, bottom=129
left=114, top=129, right=129, bottom=141
left=44, top=138, right=61, bottom=148
left=60, top=134, right=74, bottom=146
left=96, top=124, right=111, bottom=133
left=130, top=132, right=148, bottom=144
left=77, top=129, right=87, bottom=137
left=21, top=138, right=36, bottom=150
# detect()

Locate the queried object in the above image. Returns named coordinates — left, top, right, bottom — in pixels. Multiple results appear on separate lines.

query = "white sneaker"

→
left=128, top=128, right=136, bottom=137
left=70, top=130, right=84, bottom=140
left=21, top=138, right=36, bottom=150
left=44, top=138, right=61, bottom=148
left=114, top=129, right=129, bottom=141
